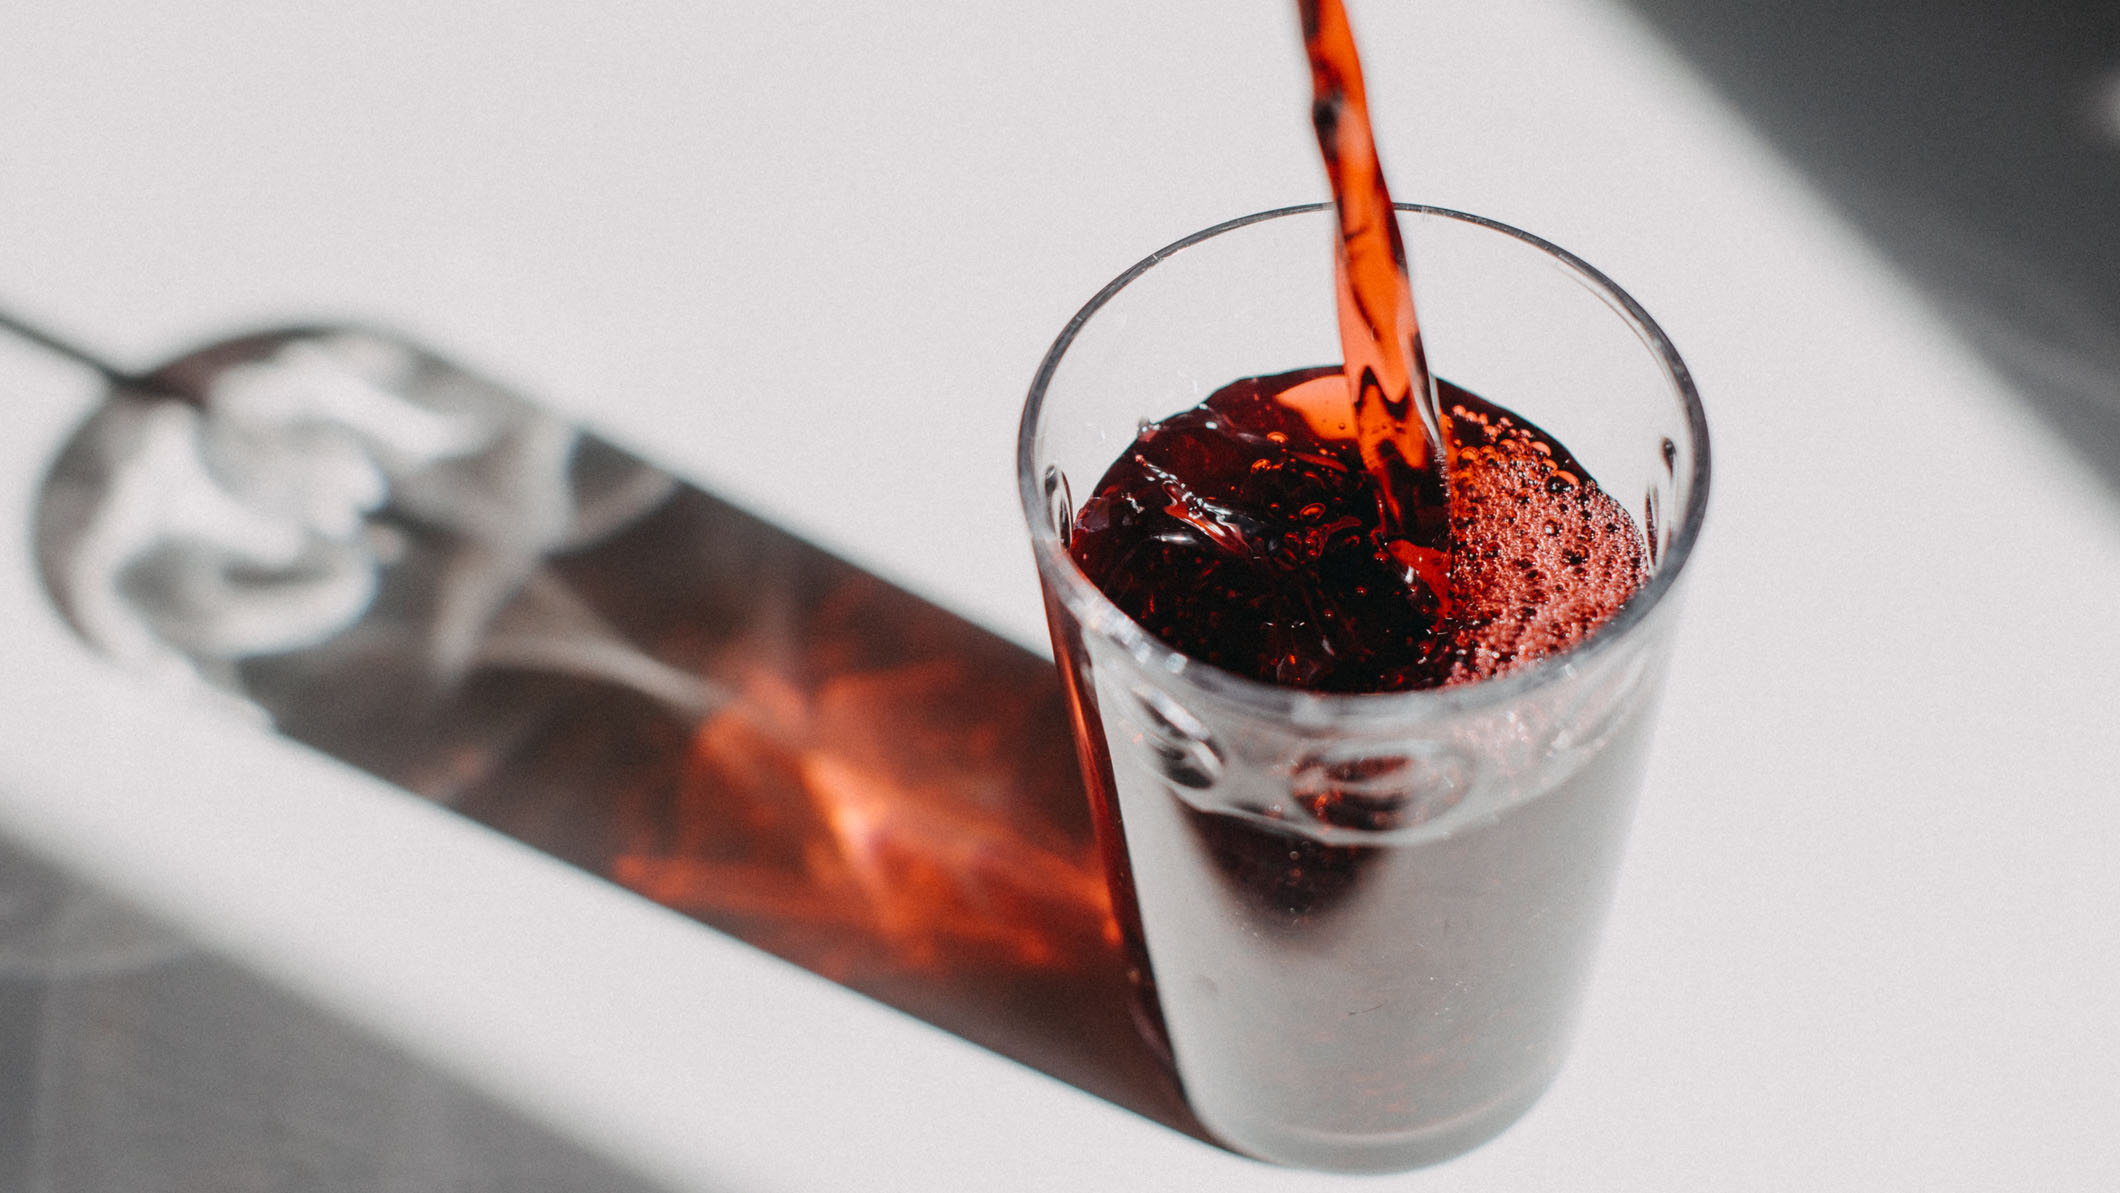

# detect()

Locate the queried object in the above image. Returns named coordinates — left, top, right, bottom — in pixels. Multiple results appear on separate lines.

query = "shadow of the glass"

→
left=273, top=481, right=1202, bottom=1138
left=28, top=324, right=1203, bottom=1151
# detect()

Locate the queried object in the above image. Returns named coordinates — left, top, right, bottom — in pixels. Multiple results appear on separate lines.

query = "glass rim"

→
left=1017, top=202, right=1711, bottom=722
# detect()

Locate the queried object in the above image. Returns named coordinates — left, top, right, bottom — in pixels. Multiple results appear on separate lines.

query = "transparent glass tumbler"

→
left=1017, top=205, right=1709, bottom=1172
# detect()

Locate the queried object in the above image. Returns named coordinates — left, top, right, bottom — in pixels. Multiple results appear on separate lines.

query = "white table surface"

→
left=4, top=0, right=2117, bottom=1188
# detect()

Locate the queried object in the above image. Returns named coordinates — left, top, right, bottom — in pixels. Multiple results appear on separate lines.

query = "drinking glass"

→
left=1017, top=204, right=1708, bottom=1172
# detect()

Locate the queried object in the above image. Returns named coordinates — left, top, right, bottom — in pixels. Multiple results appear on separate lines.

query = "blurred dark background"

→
left=1621, top=0, right=2120, bottom=496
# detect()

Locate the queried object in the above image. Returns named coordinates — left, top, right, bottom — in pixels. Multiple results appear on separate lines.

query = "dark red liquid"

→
left=1066, top=366, right=1646, bottom=693
left=1067, top=0, right=1645, bottom=695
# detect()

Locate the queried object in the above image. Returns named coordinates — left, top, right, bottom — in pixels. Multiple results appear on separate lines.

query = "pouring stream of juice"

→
left=1299, top=0, right=1452, bottom=605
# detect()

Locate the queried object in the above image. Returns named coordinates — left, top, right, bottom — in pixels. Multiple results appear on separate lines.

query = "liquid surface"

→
left=1066, top=367, right=1646, bottom=692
